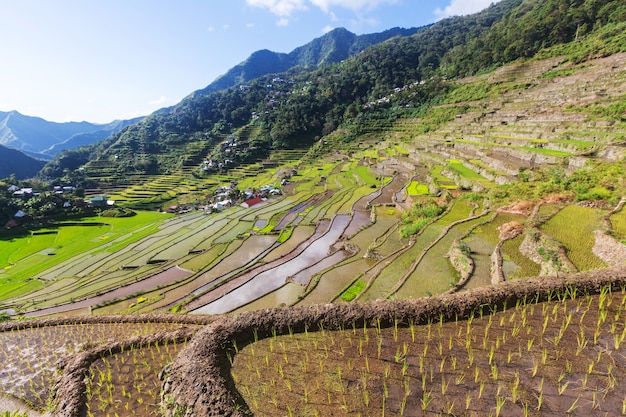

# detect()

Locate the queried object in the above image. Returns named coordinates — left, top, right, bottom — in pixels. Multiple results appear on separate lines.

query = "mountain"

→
left=0, top=110, right=144, bottom=160
left=198, top=27, right=420, bottom=95
left=0, top=144, right=46, bottom=179
left=44, top=0, right=625, bottom=182
left=40, top=117, right=144, bottom=156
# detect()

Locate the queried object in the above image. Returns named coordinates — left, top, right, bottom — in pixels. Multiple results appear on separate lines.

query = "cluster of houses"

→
left=4, top=184, right=83, bottom=229
left=201, top=135, right=250, bottom=172
left=3, top=184, right=117, bottom=229
left=8, top=184, right=77, bottom=198
left=363, top=80, right=427, bottom=110
left=166, top=181, right=282, bottom=214
left=7, top=184, right=114, bottom=208
left=205, top=183, right=282, bottom=212
left=166, top=183, right=283, bottom=215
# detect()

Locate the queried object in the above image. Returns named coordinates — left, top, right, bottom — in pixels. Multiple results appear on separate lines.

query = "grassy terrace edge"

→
left=159, top=265, right=626, bottom=417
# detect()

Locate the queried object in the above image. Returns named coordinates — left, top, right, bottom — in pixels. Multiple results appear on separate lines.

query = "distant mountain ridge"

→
left=0, top=110, right=143, bottom=160
left=198, top=27, right=420, bottom=95
left=0, top=144, right=46, bottom=179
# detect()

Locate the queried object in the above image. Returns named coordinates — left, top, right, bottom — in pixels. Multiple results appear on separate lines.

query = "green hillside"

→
left=40, top=0, right=625, bottom=191
left=2, top=1, right=626, bottom=416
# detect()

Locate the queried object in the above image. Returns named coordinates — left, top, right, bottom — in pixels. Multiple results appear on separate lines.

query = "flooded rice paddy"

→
left=192, top=215, right=352, bottom=314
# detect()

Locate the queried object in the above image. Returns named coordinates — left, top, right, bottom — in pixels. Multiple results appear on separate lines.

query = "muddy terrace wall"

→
left=0, top=314, right=215, bottom=417
left=160, top=266, right=626, bottom=417
left=0, top=313, right=214, bottom=332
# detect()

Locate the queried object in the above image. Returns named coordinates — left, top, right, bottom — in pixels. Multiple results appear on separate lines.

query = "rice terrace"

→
left=2, top=1, right=626, bottom=416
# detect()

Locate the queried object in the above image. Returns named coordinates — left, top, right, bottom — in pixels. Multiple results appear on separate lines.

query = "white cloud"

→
left=277, top=17, right=290, bottom=26
left=309, top=0, right=397, bottom=13
left=246, top=0, right=308, bottom=17
left=149, top=95, right=168, bottom=105
left=322, top=25, right=334, bottom=33
left=207, top=26, right=215, bottom=32
left=434, top=0, right=501, bottom=19
left=246, top=23, right=255, bottom=28
left=247, top=0, right=396, bottom=17
left=349, top=14, right=378, bottom=29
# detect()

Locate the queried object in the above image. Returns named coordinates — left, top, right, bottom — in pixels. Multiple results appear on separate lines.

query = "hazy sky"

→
left=0, top=0, right=500, bottom=124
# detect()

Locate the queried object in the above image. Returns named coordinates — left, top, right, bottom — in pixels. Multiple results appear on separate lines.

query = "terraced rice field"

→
left=1, top=51, right=625, bottom=417
left=0, top=318, right=207, bottom=411
left=3, top=122, right=625, bottom=324
left=231, top=286, right=626, bottom=417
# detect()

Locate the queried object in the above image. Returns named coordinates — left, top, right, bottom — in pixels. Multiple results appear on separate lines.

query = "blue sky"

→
left=0, top=0, right=500, bottom=124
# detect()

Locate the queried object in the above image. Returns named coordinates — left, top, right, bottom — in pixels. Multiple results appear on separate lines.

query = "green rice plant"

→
left=501, top=234, right=541, bottom=278
left=406, top=181, right=429, bottom=196
left=430, top=165, right=458, bottom=190
left=0, top=320, right=192, bottom=408
left=540, top=205, right=607, bottom=271
left=353, top=165, right=380, bottom=187
left=229, top=285, right=626, bottom=416
left=446, top=160, right=491, bottom=184
left=340, top=280, right=366, bottom=302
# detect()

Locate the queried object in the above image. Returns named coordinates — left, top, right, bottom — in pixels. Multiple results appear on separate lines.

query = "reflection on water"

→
left=192, top=215, right=352, bottom=314
left=253, top=219, right=267, bottom=229
left=291, top=250, right=349, bottom=285
left=343, top=210, right=371, bottom=238
left=27, top=266, right=193, bottom=317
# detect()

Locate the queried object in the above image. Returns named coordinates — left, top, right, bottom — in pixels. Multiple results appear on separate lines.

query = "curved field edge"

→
left=160, top=265, right=626, bottom=417
left=0, top=314, right=215, bottom=417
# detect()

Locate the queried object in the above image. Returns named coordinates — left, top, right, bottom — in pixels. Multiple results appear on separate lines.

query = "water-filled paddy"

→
left=192, top=215, right=352, bottom=314
left=463, top=213, right=525, bottom=290
left=27, top=266, right=193, bottom=317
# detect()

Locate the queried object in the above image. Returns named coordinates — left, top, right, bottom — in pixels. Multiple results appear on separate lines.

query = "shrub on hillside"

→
left=99, top=207, right=136, bottom=218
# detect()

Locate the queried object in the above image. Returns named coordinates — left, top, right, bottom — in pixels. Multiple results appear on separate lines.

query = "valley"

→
left=0, top=1, right=625, bottom=415
left=3, top=52, right=625, bottom=319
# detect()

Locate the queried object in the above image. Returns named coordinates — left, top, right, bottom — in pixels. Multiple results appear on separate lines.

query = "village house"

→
left=12, top=188, right=34, bottom=198
left=89, top=196, right=114, bottom=207
left=241, top=196, right=264, bottom=208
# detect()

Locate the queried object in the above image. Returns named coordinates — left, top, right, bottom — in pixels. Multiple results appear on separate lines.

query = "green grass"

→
left=0, top=279, right=44, bottom=300
left=407, top=181, right=429, bottom=196
left=0, top=212, right=172, bottom=293
left=539, top=67, right=580, bottom=79
left=515, top=146, right=571, bottom=157
left=354, top=165, right=379, bottom=187
left=430, top=165, right=458, bottom=190
left=610, top=207, right=626, bottom=242
left=444, top=79, right=494, bottom=103
left=501, top=234, right=541, bottom=279
left=551, top=138, right=598, bottom=147
left=447, top=160, right=486, bottom=181
left=339, top=185, right=378, bottom=213
left=277, top=227, right=294, bottom=243
left=178, top=243, right=229, bottom=272
left=340, top=280, right=366, bottom=301
left=362, top=149, right=379, bottom=159
left=394, top=145, right=409, bottom=156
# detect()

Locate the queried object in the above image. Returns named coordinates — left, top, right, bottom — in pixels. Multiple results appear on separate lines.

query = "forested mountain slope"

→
left=41, top=0, right=626, bottom=185
left=198, top=26, right=420, bottom=95
left=0, top=144, right=46, bottom=179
